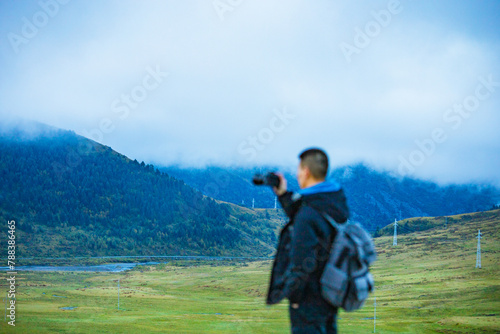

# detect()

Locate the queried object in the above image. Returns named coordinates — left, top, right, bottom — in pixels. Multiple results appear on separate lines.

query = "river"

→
left=0, top=255, right=271, bottom=272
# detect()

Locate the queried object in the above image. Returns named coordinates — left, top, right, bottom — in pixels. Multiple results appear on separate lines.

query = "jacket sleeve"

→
left=282, top=206, right=320, bottom=303
left=278, top=191, right=302, bottom=218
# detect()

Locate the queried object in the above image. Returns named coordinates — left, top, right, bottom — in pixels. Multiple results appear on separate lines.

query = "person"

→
left=266, top=148, right=350, bottom=334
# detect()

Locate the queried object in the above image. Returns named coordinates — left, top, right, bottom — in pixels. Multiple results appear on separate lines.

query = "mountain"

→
left=0, top=121, right=283, bottom=260
left=160, top=165, right=300, bottom=208
left=162, top=165, right=499, bottom=231
left=332, top=165, right=499, bottom=230
left=1, top=119, right=496, bottom=263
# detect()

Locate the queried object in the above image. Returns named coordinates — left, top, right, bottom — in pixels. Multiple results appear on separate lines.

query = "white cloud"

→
left=0, top=0, right=499, bottom=186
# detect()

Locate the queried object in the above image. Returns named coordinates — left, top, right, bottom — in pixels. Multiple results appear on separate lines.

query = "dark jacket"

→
left=266, top=181, right=350, bottom=311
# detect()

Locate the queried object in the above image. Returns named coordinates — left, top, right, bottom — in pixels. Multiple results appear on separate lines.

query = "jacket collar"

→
left=297, top=179, right=341, bottom=196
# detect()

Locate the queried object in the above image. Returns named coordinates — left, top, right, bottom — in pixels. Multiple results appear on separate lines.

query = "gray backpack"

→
left=319, top=212, right=377, bottom=312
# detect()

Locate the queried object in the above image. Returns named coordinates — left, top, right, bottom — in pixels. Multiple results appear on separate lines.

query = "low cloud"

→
left=1, top=0, right=499, bottom=186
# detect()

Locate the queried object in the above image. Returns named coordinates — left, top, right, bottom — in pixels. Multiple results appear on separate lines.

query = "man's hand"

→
left=273, top=173, right=287, bottom=196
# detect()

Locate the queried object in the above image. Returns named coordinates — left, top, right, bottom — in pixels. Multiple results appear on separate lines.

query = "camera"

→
left=252, top=172, right=281, bottom=188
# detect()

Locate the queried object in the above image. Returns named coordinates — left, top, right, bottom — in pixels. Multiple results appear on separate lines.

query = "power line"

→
left=397, top=226, right=417, bottom=234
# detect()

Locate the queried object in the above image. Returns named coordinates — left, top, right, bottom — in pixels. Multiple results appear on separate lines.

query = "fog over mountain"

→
left=162, top=163, right=500, bottom=231
left=1, top=1, right=499, bottom=186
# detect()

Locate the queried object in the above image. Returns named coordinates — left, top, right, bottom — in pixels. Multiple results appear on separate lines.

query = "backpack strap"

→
left=302, top=202, right=346, bottom=231
left=319, top=211, right=346, bottom=232
left=315, top=210, right=366, bottom=269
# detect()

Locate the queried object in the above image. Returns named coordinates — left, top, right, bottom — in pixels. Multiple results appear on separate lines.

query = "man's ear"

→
left=303, top=166, right=311, bottom=178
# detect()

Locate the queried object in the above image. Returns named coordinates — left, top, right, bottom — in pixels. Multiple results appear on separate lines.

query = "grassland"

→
left=1, top=210, right=498, bottom=333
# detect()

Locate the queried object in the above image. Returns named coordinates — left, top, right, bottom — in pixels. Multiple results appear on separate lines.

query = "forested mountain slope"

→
left=0, top=121, right=280, bottom=259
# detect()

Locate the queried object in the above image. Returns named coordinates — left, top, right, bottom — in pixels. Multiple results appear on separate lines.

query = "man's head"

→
left=297, top=148, right=329, bottom=189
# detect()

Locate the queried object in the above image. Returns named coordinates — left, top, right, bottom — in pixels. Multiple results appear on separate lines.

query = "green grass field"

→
left=1, top=210, right=498, bottom=333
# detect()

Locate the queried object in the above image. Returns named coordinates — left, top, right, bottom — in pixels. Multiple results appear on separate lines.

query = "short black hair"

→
left=299, top=148, right=329, bottom=179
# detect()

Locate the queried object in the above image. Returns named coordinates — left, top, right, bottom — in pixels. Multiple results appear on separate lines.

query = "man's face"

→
left=297, top=162, right=308, bottom=189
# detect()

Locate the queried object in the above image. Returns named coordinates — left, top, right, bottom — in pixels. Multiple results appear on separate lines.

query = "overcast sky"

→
left=1, top=0, right=499, bottom=186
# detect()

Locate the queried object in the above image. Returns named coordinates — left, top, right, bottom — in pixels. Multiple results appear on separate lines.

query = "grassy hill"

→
left=367, top=209, right=500, bottom=333
left=3, top=209, right=498, bottom=333
left=212, top=200, right=287, bottom=257
left=375, top=208, right=500, bottom=237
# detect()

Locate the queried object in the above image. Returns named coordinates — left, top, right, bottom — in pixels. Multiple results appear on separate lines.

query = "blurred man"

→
left=266, top=148, right=350, bottom=334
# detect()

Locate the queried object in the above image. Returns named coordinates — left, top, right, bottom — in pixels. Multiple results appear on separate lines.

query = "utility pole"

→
left=476, top=230, right=482, bottom=269
left=110, top=278, right=121, bottom=310
left=252, top=198, right=255, bottom=209
left=373, top=297, right=376, bottom=333
left=117, top=279, right=120, bottom=310
left=393, top=219, right=398, bottom=246
left=274, top=197, right=277, bottom=209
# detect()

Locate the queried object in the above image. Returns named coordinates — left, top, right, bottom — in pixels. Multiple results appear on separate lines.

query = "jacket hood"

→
left=297, top=179, right=341, bottom=196
left=297, top=179, right=350, bottom=223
